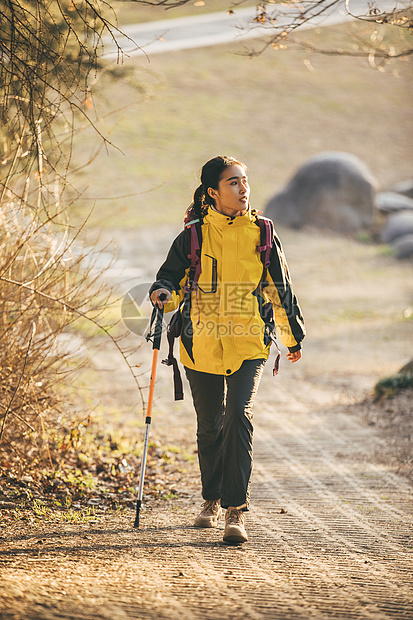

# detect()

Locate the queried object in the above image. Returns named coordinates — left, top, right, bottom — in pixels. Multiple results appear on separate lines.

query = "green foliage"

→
left=64, top=470, right=96, bottom=492
left=161, top=491, right=180, bottom=500
left=374, top=372, right=413, bottom=400
left=30, top=499, right=97, bottom=523
left=0, top=411, right=195, bottom=526
left=356, top=231, right=374, bottom=244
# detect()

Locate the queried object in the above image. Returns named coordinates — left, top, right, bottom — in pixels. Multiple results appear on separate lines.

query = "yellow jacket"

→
left=150, top=208, right=305, bottom=375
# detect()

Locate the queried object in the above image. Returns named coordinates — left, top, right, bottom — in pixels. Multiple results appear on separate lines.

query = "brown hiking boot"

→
left=223, top=507, right=248, bottom=544
left=194, top=500, right=222, bottom=528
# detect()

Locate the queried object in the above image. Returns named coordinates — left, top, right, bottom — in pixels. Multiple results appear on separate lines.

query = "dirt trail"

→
left=1, top=226, right=412, bottom=619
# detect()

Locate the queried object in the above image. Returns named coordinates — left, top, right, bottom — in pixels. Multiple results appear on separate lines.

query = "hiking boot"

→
left=223, top=507, right=248, bottom=544
left=194, top=500, right=222, bottom=528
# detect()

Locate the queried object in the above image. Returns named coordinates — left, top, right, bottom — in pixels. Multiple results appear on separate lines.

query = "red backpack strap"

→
left=256, top=216, right=273, bottom=270
left=185, top=218, right=202, bottom=293
left=256, top=217, right=280, bottom=375
left=161, top=219, right=203, bottom=401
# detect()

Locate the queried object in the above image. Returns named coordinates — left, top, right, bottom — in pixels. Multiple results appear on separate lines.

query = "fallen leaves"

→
left=0, top=419, right=195, bottom=525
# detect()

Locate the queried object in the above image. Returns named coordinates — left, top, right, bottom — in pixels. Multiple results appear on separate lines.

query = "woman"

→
left=150, top=155, right=305, bottom=544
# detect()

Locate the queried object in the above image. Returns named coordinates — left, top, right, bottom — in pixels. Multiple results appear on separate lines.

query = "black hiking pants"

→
left=184, top=359, right=266, bottom=511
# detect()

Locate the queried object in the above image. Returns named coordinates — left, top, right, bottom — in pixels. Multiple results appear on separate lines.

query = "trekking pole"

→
left=134, top=294, right=165, bottom=528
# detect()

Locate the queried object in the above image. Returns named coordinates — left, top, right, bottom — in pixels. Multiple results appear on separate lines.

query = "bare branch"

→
left=0, top=274, right=145, bottom=407
left=0, top=323, right=36, bottom=443
left=239, top=1, right=413, bottom=62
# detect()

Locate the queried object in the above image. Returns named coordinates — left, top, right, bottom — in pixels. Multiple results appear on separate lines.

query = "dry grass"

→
left=2, top=5, right=410, bottom=489
left=0, top=186, right=141, bottom=476
left=0, top=198, right=94, bottom=469
left=69, top=19, right=413, bottom=229
left=115, top=0, right=257, bottom=26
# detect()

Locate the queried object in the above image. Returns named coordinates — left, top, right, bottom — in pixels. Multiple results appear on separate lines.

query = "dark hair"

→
left=186, top=155, right=246, bottom=221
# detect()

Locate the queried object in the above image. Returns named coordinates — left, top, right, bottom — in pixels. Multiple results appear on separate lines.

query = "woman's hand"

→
left=286, top=350, right=302, bottom=363
left=150, top=288, right=172, bottom=309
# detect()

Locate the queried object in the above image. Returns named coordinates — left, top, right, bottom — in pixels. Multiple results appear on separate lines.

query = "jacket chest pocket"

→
left=198, top=254, right=218, bottom=294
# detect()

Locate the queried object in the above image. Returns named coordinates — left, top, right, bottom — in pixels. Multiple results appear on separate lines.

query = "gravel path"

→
left=1, top=225, right=412, bottom=619
left=1, top=368, right=412, bottom=620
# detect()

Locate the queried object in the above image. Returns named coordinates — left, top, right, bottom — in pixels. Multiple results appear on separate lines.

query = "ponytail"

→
left=185, top=184, right=209, bottom=223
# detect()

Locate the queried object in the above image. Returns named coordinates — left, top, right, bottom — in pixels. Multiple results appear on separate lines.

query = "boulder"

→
left=388, top=179, right=413, bottom=199
left=381, top=211, right=413, bottom=244
left=376, top=192, right=413, bottom=214
left=264, top=152, right=377, bottom=233
left=392, top=234, right=413, bottom=259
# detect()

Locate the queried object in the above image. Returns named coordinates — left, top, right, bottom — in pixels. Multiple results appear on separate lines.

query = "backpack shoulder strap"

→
left=161, top=218, right=203, bottom=401
left=255, top=216, right=281, bottom=375
left=184, top=218, right=203, bottom=293
left=256, top=216, right=274, bottom=270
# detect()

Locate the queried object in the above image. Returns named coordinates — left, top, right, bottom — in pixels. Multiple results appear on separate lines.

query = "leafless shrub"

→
left=0, top=185, right=113, bottom=471
left=136, top=0, right=413, bottom=66
left=0, top=2, right=144, bottom=477
left=244, top=1, right=413, bottom=65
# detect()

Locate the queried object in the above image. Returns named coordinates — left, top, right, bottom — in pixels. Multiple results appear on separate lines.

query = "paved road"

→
left=103, top=0, right=411, bottom=58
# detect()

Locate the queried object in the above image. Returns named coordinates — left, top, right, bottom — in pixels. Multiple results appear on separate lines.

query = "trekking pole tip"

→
left=134, top=499, right=141, bottom=528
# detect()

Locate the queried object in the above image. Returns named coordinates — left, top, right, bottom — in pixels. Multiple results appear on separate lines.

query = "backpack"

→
left=162, top=213, right=280, bottom=400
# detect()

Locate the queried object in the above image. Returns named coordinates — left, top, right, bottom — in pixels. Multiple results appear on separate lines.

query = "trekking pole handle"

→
left=152, top=293, right=166, bottom=351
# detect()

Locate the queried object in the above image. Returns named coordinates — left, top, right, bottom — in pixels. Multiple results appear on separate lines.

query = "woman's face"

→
left=208, top=164, right=250, bottom=217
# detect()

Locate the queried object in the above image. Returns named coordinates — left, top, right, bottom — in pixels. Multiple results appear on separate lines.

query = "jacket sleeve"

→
left=266, top=230, right=305, bottom=352
left=149, top=229, right=190, bottom=312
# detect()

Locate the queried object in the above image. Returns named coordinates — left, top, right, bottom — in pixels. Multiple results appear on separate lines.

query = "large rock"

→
left=388, top=179, right=413, bottom=200
left=393, top=234, right=413, bottom=259
left=381, top=211, right=413, bottom=244
left=264, top=152, right=377, bottom=233
left=376, top=192, right=413, bottom=214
